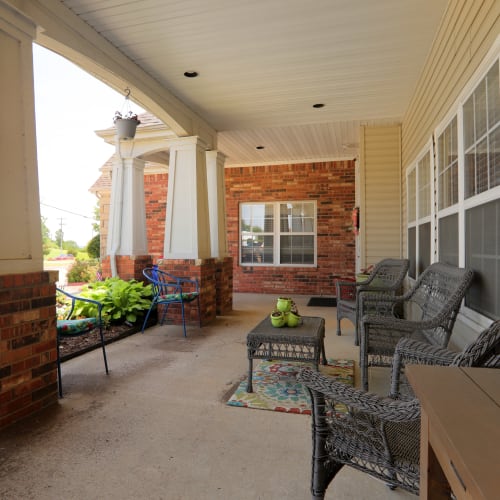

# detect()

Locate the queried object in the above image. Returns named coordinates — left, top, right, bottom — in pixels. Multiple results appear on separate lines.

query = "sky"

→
left=33, top=44, right=144, bottom=247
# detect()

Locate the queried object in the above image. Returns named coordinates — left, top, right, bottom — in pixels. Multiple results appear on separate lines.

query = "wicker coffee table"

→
left=246, top=315, right=326, bottom=392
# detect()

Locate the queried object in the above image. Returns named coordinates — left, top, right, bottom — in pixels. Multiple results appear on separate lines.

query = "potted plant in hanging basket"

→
left=113, top=110, right=141, bottom=140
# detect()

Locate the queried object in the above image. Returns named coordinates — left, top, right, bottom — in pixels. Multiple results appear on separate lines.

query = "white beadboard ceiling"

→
left=60, top=0, right=448, bottom=165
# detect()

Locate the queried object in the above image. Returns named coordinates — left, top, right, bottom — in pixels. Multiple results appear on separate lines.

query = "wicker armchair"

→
left=298, top=368, right=421, bottom=499
left=359, top=262, right=474, bottom=390
left=390, top=319, right=500, bottom=399
left=335, top=258, right=409, bottom=345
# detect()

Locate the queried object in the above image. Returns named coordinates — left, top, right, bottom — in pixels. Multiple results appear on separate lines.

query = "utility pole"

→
left=57, top=217, right=66, bottom=250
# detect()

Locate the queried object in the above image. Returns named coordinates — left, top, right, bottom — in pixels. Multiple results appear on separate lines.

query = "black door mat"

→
left=307, top=297, right=337, bottom=307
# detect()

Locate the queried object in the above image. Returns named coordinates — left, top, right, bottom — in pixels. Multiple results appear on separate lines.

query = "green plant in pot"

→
left=270, top=310, right=285, bottom=327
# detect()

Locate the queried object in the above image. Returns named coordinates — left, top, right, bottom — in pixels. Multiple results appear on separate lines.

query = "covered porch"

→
left=0, top=293, right=413, bottom=500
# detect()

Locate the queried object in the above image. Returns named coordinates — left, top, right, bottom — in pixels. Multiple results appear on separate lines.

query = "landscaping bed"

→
left=59, top=313, right=157, bottom=362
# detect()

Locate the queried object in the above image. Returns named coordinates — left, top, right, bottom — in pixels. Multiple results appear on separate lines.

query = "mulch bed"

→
left=58, top=314, right=157, bottom=361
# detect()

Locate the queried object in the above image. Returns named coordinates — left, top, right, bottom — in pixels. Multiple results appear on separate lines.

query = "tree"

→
left=87, top=234, right=100, bottom=258
left=64, top=240, right=80, bottom=256
left=92, top=204, right=100, bottom=234
left=41, top=217, right=53, bottom=256
left=55, top=228, right=64, bottom=249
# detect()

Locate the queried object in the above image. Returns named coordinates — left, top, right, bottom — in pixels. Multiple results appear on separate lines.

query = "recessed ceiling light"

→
left=184, top=71, right=199, bottom=78
left=313, top=103, right=325, bottom=108
left=256, top=146, right=265, bottom=150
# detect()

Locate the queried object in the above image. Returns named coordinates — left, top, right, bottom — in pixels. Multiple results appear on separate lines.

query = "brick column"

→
left=101, top=255, right=153, bottom=281
left=216, top=257, right=233, bottom=315
left=157, top=259, right=217, bottom=326
left=0, top=271, right=58, bottom=430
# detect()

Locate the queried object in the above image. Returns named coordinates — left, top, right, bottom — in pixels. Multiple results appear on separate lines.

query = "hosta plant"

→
left=72, top=277, right=152, bottom=325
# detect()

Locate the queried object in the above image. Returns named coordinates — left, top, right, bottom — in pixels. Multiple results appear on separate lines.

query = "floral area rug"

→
left=226, top=359, right=354, bottom=415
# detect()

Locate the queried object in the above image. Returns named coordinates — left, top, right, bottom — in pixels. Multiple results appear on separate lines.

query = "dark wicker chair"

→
left=390, top=319, right=500, bottom=399
left=298, top=368, right=421, bottom=499
left=335, top=258, right=409, bottom=345
left=142, top=266, right=201, bottom=337
left=56, top=287, right=109, bottom=397
left=359, top=262, right=474, bottom=390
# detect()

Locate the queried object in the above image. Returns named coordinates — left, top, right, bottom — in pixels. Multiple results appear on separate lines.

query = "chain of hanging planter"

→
left=113, top=88, right=141, bottom=140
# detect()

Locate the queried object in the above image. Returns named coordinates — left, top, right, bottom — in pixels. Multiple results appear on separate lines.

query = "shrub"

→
left=66, top=259, right=99, bottom=283
left=75, top=277, right=153, bottom=324
left=87, top=234, right=100, bottom=258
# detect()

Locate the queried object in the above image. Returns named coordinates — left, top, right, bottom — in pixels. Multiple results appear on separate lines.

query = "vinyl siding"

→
left=401, top=0, right=500, bottom=257
left=360, top=125, right=402, bottom=267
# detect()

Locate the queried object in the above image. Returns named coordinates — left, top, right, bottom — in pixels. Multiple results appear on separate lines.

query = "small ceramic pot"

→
left=286, top=311, right=302, bottom=327
left=270, top=311, right=285, bottom=327
left=276, top=297, right=292, bottom=313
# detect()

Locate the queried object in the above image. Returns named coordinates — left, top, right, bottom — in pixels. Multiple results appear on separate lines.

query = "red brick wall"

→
left=100, top=160, right=355, bottom=296
left=0, top=271, right=58, bottom=430
left=145, top=173, right=168, bottom=258
left=225, top=161, right=356, bottom=295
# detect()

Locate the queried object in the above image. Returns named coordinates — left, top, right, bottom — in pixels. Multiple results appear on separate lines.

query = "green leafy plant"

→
left=67, top=259, right=100, bottom=283
left=74, top=277, right=152, bottom=324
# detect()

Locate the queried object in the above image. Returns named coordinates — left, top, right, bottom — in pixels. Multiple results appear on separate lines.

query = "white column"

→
left=163, top=136, right=211, bottom=259
left=0, top=4, right=43, bottom=274
left=106, top=143, right=148, bottom=263
left=206, top=150, right=228, bottom=258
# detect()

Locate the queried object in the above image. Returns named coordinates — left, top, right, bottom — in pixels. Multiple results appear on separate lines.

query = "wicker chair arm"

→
left=362, top=312, right=448, bottom=332
left=393, top=338, right=457, bottom=367
left=298, top=368, right=420, bottom=422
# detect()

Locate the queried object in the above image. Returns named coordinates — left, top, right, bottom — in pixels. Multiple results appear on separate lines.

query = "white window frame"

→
left=406, top=141, right=435, bottom=278
left=433, top=38, right=500, bottom=326
left=239, top=200, right=317, bottom=267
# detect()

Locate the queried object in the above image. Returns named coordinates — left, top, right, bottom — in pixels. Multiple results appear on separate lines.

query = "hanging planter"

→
left=113, top=88, right=141, bottom=140
left=114, top=112, right=141, bottom=140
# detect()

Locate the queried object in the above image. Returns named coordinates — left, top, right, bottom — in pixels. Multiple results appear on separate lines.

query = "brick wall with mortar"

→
left=225, top=161, right=356, bottom=295
left=98, top=160, right=355, bottom=295
left=0, top=271, right=58, bottom=430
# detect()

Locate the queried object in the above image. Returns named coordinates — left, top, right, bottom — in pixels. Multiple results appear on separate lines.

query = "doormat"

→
left=226, top=359, right=353, bottom=415
left=307, top=297, right=337, bottom=307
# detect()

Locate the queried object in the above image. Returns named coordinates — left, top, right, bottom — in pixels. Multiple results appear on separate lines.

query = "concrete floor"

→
left=0, top=293, right=415, bottom=500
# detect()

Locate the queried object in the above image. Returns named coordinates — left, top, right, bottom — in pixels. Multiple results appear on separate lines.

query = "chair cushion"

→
left=159, top=292, right=199, bottom=302
left=57, top=318, right=98, bottom=336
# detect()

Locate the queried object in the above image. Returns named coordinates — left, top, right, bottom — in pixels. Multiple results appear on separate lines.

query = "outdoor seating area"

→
left=2, top=292, right=418, bottom=500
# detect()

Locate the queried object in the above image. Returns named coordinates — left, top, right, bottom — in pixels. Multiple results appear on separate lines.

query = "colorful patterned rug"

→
left=226, top=359, right=354, bottom=415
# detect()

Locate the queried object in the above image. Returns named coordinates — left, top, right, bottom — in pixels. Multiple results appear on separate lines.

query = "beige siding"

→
left=402, top=0, right=500, bottom=166
left=359, top=125, right=402, bottom=268
left=401, top=0, right=499, bottom=257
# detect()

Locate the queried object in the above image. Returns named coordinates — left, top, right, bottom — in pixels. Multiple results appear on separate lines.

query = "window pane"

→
left=280, top=235, right=314, bottom=264
left=463, top=95, right=475, bottom=149
left=407, top=169, right=416, bottom=222
left=438, top=117, right=458, bottom=209
left=475, top=79, right=487, bottom=140
left=280, top=202, right=315, bottom=233
left=418, top=152, right=431, bottom=218
left=487, top=62, right=500, bottom=129
left=418, top=222, right=431, bottom=276
left=408, top=227, right=416, bottom=279
left=490, top=126, right=500, bottom=188
left=463, top=60, right=500, bottom=199
left=465, top=199, right=500, bottom=319
left=476, top=137, right=489, bottom=194
left=439, top=214, right=459, bottom=266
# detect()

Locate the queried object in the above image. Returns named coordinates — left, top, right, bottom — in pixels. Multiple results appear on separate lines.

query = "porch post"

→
left=105, top=142, right=151, bottom=279
left=205, top=150, right=228, bottom=258
left=0, top=3, right=58, bottom=429
left=160, top=137, right=218, bottom=326
left=163, top=136, right=211, bottom=259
